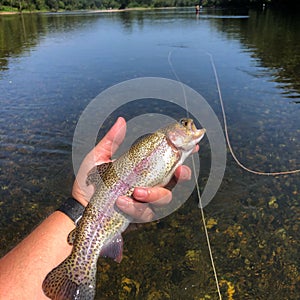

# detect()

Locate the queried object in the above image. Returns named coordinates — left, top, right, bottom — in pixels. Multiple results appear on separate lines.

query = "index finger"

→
left=133, top=186, right=172, bottom=207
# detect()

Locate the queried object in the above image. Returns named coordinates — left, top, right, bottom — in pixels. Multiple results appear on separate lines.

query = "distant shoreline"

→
left=0, top=11, right=18, bottom=14
left=0, top=7, right=181, bottom=15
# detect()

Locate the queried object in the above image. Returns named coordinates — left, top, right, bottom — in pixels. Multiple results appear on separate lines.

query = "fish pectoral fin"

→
left=67, top=228, right=77, bottom=245
left=100, top=234, right=124, bottom=263
left=86, top=162, right=112, bottom=186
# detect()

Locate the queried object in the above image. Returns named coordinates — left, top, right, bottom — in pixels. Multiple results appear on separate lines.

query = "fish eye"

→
left=180, top=119, right=189, bottom=127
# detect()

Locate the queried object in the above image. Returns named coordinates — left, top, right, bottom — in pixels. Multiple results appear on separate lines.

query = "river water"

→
left=0, top=8, right=299, bottom=299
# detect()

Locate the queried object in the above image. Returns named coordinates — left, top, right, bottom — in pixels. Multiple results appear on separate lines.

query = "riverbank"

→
left=0, top=10, right=19, bottom=14
left=0, top=6, right=180, bottom=15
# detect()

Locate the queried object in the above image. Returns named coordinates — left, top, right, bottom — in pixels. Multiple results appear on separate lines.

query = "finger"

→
left=174, top=165, right=192, bottom=183
left=93, top=117, right=127, bottom=163
left=116, top=196, right=154, bottom=222
left=133, top=187, right=172, bottom=207
left=193, top=144, right=199, bottom=153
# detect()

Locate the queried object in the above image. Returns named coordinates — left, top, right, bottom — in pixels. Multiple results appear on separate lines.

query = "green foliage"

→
left=0, top=5, right=19, bottom=11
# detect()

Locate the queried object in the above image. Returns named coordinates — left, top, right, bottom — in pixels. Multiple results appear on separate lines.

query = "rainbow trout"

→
left=42, top=118, right=206, bottom=300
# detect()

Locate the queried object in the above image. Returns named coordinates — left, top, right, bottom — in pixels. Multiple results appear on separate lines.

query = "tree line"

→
left=1, top=0, right=195, bottom=11
left=0, top=0, right=298, bottom=13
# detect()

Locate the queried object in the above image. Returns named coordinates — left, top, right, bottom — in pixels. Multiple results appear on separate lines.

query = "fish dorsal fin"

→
left=86, top=162, right=112, bottom=187
left=67, top=228, right=77, bottom=245
left=100, top=234, right=123, bottom=263
left=131, top=133, right=152, bottom=146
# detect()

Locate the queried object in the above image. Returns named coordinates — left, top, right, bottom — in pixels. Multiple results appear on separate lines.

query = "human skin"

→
left=0, top=117, right=196, bottom=300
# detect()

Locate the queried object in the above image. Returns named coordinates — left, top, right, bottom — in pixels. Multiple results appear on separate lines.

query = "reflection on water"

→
left=0, top=8, right=299, bottom=299
left=0, top=13, right=112, bottom=71
left=230, top=9, right=300, bottom=98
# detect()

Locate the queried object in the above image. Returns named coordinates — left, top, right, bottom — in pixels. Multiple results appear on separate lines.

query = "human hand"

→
left=72, top=117, right=198, bottom=222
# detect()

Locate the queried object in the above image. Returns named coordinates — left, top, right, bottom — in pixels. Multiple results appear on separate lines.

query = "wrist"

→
left=56, top=197, right=86, bottom=226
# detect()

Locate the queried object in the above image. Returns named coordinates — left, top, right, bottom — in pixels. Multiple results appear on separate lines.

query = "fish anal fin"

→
left=100, top=234, right=123, bottom=263
left=86, top=162, right=112, bottom=186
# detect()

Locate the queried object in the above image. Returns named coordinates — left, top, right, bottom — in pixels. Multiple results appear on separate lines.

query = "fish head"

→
left=165, top=118, right=206, bottom=153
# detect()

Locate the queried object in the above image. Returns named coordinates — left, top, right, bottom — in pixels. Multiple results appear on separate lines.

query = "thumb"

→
left=93, top=117, right=127, bottom=163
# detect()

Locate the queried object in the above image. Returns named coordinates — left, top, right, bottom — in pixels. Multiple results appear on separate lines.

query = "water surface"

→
left=0, top=8, right=299, bottom=299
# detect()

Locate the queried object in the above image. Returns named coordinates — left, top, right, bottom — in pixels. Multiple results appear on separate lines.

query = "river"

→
left=0, top=7, right=299, bottom=299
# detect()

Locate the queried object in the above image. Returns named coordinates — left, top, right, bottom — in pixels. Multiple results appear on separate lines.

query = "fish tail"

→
left=42, top=257, right=96, bottom=300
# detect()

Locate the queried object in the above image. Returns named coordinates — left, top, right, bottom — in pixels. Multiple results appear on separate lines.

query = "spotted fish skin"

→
left=42, top=118, right=206, bottom=300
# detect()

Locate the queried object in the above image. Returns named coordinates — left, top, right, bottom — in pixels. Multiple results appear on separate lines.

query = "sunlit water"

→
left=0, top=8, right=299, bottom=299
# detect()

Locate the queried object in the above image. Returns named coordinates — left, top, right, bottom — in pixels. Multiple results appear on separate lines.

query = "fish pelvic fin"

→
left=42, top=257, right=96, bottom=300
left=100, top=234, right=124, bottom=263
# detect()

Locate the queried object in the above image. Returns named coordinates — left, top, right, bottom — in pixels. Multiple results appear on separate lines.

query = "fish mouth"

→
left=194, top=127, right=206, bottom=140
left=191, top=121, right=206, bottom=139
left=180, top=118, right=206, bottom=139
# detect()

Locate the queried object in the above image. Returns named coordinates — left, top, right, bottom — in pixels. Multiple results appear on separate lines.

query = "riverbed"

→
left=0, top=8, right=299, bottom=299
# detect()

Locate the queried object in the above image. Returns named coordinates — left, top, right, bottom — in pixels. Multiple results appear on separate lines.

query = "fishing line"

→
left=168, top=49, right=299, bottom=299
left=168, top=52, right=190, bottom=119
left=168, top=51, right=223, bottom=300
left=207, top=52, right=300, bottom=176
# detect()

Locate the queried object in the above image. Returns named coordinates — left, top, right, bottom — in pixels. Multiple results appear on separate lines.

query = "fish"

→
left=42, top=118, right=206, bottom=300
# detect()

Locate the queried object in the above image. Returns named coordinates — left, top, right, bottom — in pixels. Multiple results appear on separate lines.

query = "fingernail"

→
left=134, top=187, right=148, bottom=200
left=184, top=171, right=191, bottom=181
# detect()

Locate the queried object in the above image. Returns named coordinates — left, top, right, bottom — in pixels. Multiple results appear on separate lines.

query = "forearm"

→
left=0, top=211, right=75, bottom=300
